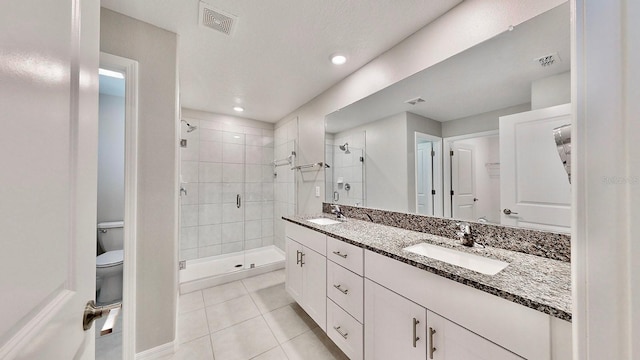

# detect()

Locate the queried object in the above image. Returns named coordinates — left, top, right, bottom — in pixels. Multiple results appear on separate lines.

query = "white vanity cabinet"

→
left=284, top=221, right=572, bottom=360
left=364, top=279, right=427, bottom=360
left=427, top=311, right=522, bottom=360
left=325, top=237, right=365, bottom=360
left=285, top=223, right=327, bottom=330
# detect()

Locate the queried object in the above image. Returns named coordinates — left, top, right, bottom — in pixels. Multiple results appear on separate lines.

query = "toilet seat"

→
left=97, top=250, right=123, bottom=268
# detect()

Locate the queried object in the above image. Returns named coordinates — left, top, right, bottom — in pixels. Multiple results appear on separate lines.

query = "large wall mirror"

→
left=324, top=3, right=571, bottom=233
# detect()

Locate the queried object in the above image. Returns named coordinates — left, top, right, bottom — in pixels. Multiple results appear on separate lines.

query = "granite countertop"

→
left=283, top=214, right=572, bottom=322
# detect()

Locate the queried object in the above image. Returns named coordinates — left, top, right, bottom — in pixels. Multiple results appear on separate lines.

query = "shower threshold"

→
left=179, top=245, right=285, bottom=293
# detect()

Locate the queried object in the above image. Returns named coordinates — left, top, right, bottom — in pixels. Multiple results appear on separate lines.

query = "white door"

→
left=450, top=143, right=476, bottom=221
left=0, top=1, right=100, bottom=359
left=301, top=247, right=327, bottom=331
left=499, top=104, right=571, bottom=232
left=417, top=142, right=434, bottom=215
left=364, top=279, right=427, bottom=360
left=428, top=311, right=522, bottom=360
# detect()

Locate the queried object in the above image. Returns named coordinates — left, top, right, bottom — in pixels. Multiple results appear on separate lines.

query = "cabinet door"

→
left=285, top=238, right=303, bottom=302
left=428, top=311, right=522, bottom=360
left=365, top=279, right=427, bottom=360
left=302, top=247, right=327, bottom=331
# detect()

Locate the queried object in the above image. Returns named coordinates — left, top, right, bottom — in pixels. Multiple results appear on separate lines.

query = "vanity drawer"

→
left=327, top=236, right=363, bottom=275
left=327, top=260, right=364, bottom=322
left=327, top=299, right=363, bottom=360
left=285, top=221, right=326, bottom=256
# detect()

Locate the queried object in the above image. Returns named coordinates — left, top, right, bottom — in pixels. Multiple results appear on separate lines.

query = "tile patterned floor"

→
left=162, top=269, right=348, bottom=360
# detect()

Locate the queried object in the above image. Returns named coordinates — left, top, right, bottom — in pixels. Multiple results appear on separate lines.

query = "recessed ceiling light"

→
left=233, top=106, right=244, bottom=112
left=99, top=68, right=124, bottom=79
left=330, top=54, right=347, bottom=65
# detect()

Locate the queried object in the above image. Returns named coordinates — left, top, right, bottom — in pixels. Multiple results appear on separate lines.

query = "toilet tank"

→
left=97, top=221, right=124, bottom=251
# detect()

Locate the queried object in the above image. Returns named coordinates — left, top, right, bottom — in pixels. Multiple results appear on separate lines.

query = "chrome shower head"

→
left=181, top=120, right=198, bottom=133
left=339, top=142, right=350, bottom=154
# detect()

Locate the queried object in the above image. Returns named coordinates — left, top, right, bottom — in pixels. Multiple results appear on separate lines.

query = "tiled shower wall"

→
left=325, top=132, right=366, bottom=206
left=273, top=118, right=298, bottom=250
left=179, top=116, right=276, bottom=261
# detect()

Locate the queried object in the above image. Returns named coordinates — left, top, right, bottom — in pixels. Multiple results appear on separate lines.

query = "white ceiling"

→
left=100, top=0, right=463, bottom=122
left=326, top=3, right=570, bottom=134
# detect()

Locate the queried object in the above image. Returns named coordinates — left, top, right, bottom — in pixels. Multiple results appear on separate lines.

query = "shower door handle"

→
left=236, top=194, right=241, bottom=208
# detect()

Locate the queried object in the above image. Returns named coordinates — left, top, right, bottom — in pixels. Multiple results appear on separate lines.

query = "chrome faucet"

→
left=331, top=204, right=346, bottom=220
left=456, top=222, right=474, bottom=247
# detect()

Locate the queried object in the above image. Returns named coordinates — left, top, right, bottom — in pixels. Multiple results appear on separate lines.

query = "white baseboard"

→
left=135, top=341, right=174, bottom=360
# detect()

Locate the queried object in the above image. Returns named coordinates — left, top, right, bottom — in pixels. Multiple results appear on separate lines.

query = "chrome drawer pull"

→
left=429, top=327, right=437, bottom=359
left=333, top=284, right=349, bottom=295
left=333, top=326, right=349, bottom=339
left=413, top=318, right=420, bottom=348
left=332, top=251, right=348, bottom=259
left=296, top=250, right=301, bottom=265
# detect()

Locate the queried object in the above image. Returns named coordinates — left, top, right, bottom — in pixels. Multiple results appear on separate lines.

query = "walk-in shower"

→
left=178, top=114, right=297, bottom=292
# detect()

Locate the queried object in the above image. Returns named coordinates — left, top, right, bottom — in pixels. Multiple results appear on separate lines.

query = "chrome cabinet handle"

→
left=428, top=327, right=437, bottom=359
left=332, top=251, right=348, bottom=259
left=300, top=252, right=305, bottom=267
left=413, top=318, right=420, bottom=348
left=296, top=250, right=301, bottom=265
left=333, top=326, right=348, bottom=339
left=333, top=284, right=349, bottom=295
left=236, top=194, right=241, bottom=208
left=503, top=208, right=518, bottom=215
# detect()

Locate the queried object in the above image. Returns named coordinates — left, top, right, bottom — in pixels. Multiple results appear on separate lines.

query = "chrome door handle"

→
left=332, top=251, right=348, bottom=259
left=428, top=327, right=437, bottom=359
left=333, top=284, right=349, bottom=294
left=503, top=208, right=518, bottom=215
left=83, top=300, right=121, bottom=332
left=333, top=326, right=348, bottom=339
left=236, top=194, right=241, bottom=208
left=413, top=318, right=420, bottom=348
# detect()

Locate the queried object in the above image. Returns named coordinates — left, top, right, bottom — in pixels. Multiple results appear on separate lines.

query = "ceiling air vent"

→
left=534, top=52, right=561, bottom=67
left=199, top=2, right=237, bottom=36
left=404, top=97, right=426, bottom=106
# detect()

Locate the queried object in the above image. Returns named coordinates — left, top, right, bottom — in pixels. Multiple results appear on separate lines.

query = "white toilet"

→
left=96, top=221, right=124, bottom=304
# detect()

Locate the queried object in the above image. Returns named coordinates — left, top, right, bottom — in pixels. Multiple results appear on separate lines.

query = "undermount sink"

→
left=403, top=243, right=509, bottom=275
left=308, top=218, right=343, bottom=225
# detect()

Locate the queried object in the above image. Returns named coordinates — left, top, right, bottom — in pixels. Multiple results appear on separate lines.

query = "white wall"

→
left=97, top=93, right=125, bottom=224
left=531, top=71, right=571, bottom=109
left=276, top=0, right=566, bottom=214
left=273, top=118, right=298, bottom=250
left=100, top=8, right=178, bottom=353
left=441, top=103, right=531, bottom=138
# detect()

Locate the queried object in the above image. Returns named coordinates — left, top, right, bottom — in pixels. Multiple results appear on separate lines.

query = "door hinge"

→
left=450, top=150, right=454, bottom=156
left=179, top=260, right=186, bottom=270
left=431, top=150, right=435, bottom=157
left=431, top=190, right=436, bottom=195
left=450, top=190, right=455, bottom=196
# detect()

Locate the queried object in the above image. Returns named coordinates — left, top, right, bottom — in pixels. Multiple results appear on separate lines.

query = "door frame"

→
left=99, top=52, right=139, bottom=360
left=443, top=130, right=498, bottom=218
left=413, top=132, right=443, bottom=217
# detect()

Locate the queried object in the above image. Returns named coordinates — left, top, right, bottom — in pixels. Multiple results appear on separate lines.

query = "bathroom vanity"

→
left=283, top=215, right=571, bottom=360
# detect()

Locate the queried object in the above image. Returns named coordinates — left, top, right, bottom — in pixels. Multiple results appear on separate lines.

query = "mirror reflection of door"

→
left=451, top=143, right=476, bottom=220
left=416, top=141, right=434, bottom=215
left=499, top=104, right=571, bottom=232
